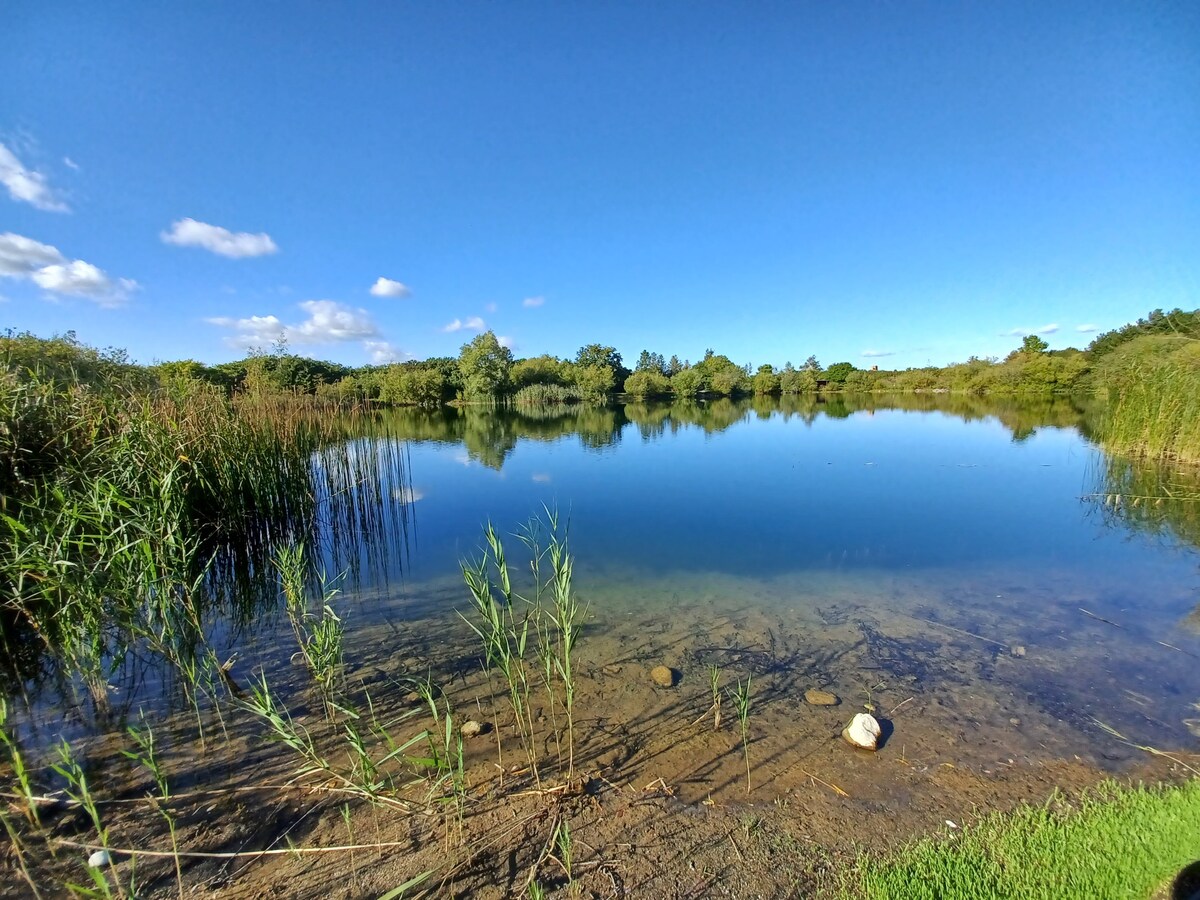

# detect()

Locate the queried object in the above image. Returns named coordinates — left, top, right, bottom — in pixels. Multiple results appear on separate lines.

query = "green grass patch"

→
left=837, top=779, right=1200, bottom=900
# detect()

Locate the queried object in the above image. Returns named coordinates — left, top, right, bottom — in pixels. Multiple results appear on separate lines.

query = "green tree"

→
left=570, top=363, right=616, bottom=401
left=512, top=354, right=569, bottom=388
left=457, top=331, right=514, bottom=401
left=624, top=369, right=671, bottom=399
left=822, top=361, right=856, bottom=385
left=1021, top=334, right=1049, bottom=354
left=802, top=355, right=821, bottom=372
left=752, top=364, right=780, bottom=395
left=665, top=355, right=683, bottom=377
left=635, top=350, right=666, bottom=374
left=671, top=367, right=704, bottom=397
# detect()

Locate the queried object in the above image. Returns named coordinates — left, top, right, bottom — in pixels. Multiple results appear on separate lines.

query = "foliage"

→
left=1086, top=334, right=1200, bottom=462
left=457, top=331, right=514, bottom=401
left=570, top=363, right=616, bottom=401
left=624, top=369, right=672, bottom=399
left=1020, top=334, right=1049, bottom=354
left=513, top=383, right=582, bottom=406
left=752, top=364, right=780, bottom=395
left=635, top=349, right=666, bottom=374
left=822, top=361, right=857, bottom=384
left=670, top=367, right=705, bottom=397
left=1087, top=307, right=1200, bottom=359
left=512, top=354, right=571, bottom=389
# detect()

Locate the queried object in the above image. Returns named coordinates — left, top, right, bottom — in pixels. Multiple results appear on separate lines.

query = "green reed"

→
left=274, top=542, right=345, bottom=710
left=52, top=739, right=132, bottom=899
left=729, top=674, right=753, bottom=794
left=460, top=511, right=583, bottom=783
left=122, top=716, right=183, bottom=900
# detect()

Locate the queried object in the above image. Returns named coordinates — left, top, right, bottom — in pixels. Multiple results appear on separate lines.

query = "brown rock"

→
left=650, top=665, right=677, bottom=687
left=804, top=688, right=839, bottom=706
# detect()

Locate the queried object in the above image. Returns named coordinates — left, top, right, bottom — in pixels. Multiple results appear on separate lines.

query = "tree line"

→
left=4, top=306, right=1195, bottom=408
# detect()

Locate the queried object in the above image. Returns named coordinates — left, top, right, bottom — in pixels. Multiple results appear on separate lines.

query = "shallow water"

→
left=328, top=395, right=1200, bottom=760
left=10, top=395, right=1200, bottom=766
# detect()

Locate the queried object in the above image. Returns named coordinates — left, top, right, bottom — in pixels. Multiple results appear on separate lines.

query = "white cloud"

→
left=861, top=349, right=895, bottom=358
left=161, top=218, right=278, bottom=258
left=391, top=486, right=425, bottom=503
left=364, top=340, right=405, bottom=363
left=1002, top=323, right=1059, bottom=337
left=0, top=232, right=64, bottom=276
left=0, top=142, right=69, bottom=212
left=523, top=296, right=545, bottom=308
left=485, top=302, right=498, bottom=313
left=442, top=316, right=486, bottom=333
left=63, top=156, right=80, bottom=171
left=497, top=335, right=514, bottom=349
left=1075, top=323, right=1098, bottom=333
left=370, top=277, right=411, bottom=298
left=207, top=299, right=380, bottom=350
left=0, top=232, right=136, bottom=305
left=531, top=473, right=552, bottom=483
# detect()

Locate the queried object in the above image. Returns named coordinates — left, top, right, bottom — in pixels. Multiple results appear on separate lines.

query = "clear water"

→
left=323, top=395, right=1200, bottom=759
left=14, top=395, right=1200, bottom=765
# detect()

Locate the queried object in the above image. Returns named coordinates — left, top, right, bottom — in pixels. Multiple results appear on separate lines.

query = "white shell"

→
left=88, top=849, right=112, bottom=868
left=842, top=712, right=882, bottom=750
left=460, top=720, right=483, bottom=738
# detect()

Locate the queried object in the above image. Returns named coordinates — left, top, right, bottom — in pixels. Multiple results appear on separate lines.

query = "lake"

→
left=291, top=393, right=1200, bottom=770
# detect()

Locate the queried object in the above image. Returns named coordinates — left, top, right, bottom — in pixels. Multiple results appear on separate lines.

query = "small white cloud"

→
left=207, top=299, right=380, bottom=350
left=485, top=302, right=498, bottom=313
left=0, top=232, right=135, bottom=305
left=364, top=339, right=404, bottom=364
left=63, top=156, right=80, bottom=171
left=370, top=277, right=411, bottom=298
left=442, top=316, right=486, bottom=333
left=0, top=142, right=69, bottom=212
left=497, top=335, right=514, bottom=349
left=531, top=473, right=552, bottom=483
left=161, top=218, right=278, bottom=258
left=1075, top=323, right=1098, bottom=333
left=391, top=486, right=425, bottom=503
left=1035, top=323, right=1059, bottom=335
left=861, top=349, right=895, bottom=358
left=523, top=295, right=545, bottom=308
left=1002, top=327, right=1028, bottom=337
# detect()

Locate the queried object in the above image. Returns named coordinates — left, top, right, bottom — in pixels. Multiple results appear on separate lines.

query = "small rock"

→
left=1184, top=719, right=1200, bottom=739
left=603, top=664, right=623, bottom=676
left=460, top=720, right=484, bottom=738
left=804, top=689, right=840, bottom=706
left=842, top=712, right=882, bottom=751
left=1009, top=717, right=1021, bottom=727
left=88, top=849, right=112, bottom=868
left=1010, top=645, right=1026, bottom=658
left=650, top=665, right=677, bottom=687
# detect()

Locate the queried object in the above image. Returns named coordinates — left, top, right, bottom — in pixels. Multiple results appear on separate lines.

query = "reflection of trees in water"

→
left=375, top=393, right=1095, bottom=466
left=1086, top=455, right=1200, bottom=551
left=1084, top=455, right=1200, bottom=633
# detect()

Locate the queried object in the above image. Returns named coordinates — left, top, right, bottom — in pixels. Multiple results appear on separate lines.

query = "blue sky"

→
left=3, top=2, right=1197, bottom=369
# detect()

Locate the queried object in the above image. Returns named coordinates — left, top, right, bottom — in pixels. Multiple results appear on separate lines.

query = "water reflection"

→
left=372, top=393, right=1090, bottom=464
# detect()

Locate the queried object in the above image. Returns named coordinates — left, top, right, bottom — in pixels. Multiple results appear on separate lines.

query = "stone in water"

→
left=842, top=712, right=882, bottom=751
left=805, top=688, right=839, bottom=706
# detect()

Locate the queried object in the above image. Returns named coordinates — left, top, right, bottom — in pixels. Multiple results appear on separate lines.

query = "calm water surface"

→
left=323, top=395, right=1200, bottom=757
left=17, top=395, right=1200, bottom=763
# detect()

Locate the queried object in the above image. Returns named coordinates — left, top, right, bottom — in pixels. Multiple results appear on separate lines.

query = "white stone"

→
left=460, top=720, right=483, bottom=738
left=87, top=849, right=112, bottom=868
left=842, top=712, right=882, bottom=751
